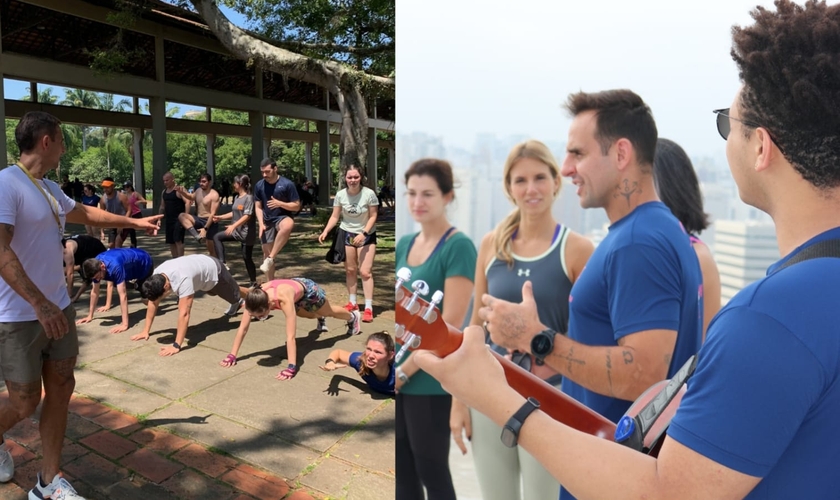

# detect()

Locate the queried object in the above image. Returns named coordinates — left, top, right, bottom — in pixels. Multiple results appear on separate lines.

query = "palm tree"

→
left=21, top=87, right=59, bottom=105
left=61, top=89, right=101, bottom=151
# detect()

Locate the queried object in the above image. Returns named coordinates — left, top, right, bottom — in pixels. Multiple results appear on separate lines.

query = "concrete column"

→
left=150, top=97, right=167, bottom=210
left=388, top=148, right=395, bottom=186
left=249, top=111, right=264, bottom=182
left=305, top=142, right=313, bottom=180
left=133, top=129, right=145, bottom=196
left=151, top=35, right=167, bottom=210
left=317, top=120, right=331, bottom=204
left=206, top=134, right=215, bottom=179
left=367, top=128, right=377, bottom=188
left=0, top=73, right=6, bottom=168
left=29, top=82, right=37, bottom=103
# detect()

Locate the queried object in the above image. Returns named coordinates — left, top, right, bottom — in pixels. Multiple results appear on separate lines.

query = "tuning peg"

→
left=395, top=331, right=422, bottom=364
left=405, top=279, right=429, bottom=313
left=396, top=267, right=412, bottom=292
left=422, top=290, right=444, bottom=322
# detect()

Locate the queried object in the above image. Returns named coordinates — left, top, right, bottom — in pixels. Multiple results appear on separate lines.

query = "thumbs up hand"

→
left=478, top=281, right=546, bottom=353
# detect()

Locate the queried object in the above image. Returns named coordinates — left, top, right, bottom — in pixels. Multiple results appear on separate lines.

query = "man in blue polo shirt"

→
left=254, top=158, right=301, bottom=280
left=76, top=248, right=154, bottom=334
left=413, top=2, right=840, bottom=498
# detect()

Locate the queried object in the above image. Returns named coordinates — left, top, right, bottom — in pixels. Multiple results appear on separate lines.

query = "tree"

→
left=21, top=87, right=60, bottom=105
left=60, top=89, right=101, bottom=151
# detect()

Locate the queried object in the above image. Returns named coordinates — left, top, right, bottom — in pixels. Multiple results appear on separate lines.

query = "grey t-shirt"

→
left=154, top=254, right=219, bottom=298
left=231, top=194, right=256, bottom=245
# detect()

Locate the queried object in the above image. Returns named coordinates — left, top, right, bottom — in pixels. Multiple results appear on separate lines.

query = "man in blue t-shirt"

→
left=479, top=90, right=702, bottom=427
left=76, top=248, right=154, bottom=334
left=413, top=3, right=840, bottom=499
left=253, top=158, right=300, bottom=280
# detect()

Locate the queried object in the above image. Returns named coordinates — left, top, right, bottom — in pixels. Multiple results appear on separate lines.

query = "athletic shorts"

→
left=344, top=231, right=377, bottom=247
left=206, top=257, right=241, bottom=305
left=165, top=218, right=185, bottom=244
left=194, top=216, right=220, bottom=240
left=260, top=216, right=293, bottom=245
left=292, top=278, right=326, bottom=313
left=0, top=305, right=78, bottom=383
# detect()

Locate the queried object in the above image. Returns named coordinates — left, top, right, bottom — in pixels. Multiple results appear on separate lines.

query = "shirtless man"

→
left=178, top=172, right=220, bottom=257
left=159, top=171, right=190, bottom=258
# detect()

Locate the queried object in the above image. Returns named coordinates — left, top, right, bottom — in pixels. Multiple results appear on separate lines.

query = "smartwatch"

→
left=530, top=329, right=556, bottom=365
left=396, top=367, right=410, bottom=384
left=362, top=230, right=370, bottom=237
left=500, top=397, right=540, bottom=448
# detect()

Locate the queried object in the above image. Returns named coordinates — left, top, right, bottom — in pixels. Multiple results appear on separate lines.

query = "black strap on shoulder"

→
left=775, top=239, right=840, bottom=274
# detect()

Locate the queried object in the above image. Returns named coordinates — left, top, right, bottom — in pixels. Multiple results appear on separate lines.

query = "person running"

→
left=159, top=171, right=189, bottom=258
left=0, top=111, right=161, bottom=500
left=133, top=254, right=249, bottom=356
left=80, top=184, right=101, bottom=239
left=254, top=158, right=300, bottom=280
left=218, top=279, right=362, bottom=381
left=178, top=172, right=221, bottom=256
left=318, top=164, right=379, bottom=322
left=211, top=174, right=257, bottom=286
left=320, top=332, right=395, bottom=396
left=76, top=248, right=154, bottom=334
left=61, top=234, right=107, bottom=302
left=99, top=177, right=130, bottom=249
left=395, top=158, right=477, bottom=500
left=122, top=182, right=148, bottom=248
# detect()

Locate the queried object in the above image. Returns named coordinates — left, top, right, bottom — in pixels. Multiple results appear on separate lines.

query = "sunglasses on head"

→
left=713, top=108, right=785, bottom=155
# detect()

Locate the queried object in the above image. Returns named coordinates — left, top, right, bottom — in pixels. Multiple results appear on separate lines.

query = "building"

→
left=713, top=220, right=779, bottom=305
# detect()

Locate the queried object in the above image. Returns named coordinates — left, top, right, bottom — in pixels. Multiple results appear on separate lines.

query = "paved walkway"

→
left=0, top=218, right=395, bottom=500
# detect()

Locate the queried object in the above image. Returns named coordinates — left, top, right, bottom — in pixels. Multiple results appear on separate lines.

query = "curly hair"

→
left=732, top=0, right=840, bottom=188
left=564, top=89, right=658, bottom=169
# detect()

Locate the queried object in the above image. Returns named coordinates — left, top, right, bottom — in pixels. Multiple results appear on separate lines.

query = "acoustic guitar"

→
left=394, top=268, right=695, bottom=456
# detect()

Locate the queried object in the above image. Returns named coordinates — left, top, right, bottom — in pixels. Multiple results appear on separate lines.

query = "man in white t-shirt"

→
left=0, top=111, right=162, bottom=499
left=132, top=254, right=249, bottom=356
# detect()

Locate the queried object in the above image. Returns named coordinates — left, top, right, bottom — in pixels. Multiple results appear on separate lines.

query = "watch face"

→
left=500, top=427, right=517, bottom=448
left=532, top=333, right=552, bottom=356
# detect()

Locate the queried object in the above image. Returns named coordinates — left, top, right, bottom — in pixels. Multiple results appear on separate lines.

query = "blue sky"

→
left=3, top=4, right=249, bottom=118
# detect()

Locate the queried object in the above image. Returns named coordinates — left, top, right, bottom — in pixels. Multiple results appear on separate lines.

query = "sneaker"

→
left=0, top=443, right=13, bottom=483
left=362, top=308, right=374, bottom=323
left=225, top=298, right=244, bottom=316
left=343, top=302, right=359, bottom=312
left=259, top=258, right=273, bottom=274
left=29, top=472, right=85, bottom=500
left=316, top=317, right=329, bottom=332
left=346, top=310, right=361, bottom=335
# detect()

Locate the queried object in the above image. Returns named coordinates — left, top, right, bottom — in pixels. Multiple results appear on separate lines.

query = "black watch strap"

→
left=500, top=397, right=540, bottom=448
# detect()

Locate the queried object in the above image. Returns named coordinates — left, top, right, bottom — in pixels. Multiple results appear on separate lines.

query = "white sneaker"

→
left=0, top=443, right=13, bottom=483
left=225, top=298, right=244, bottom=316
left=259, top=258, right=273, bottom=274
left=346, top=310, right=361, bottom=335
left=317, top=317, right=329, bottom=332
left=29, top=472, right=86, bottom=499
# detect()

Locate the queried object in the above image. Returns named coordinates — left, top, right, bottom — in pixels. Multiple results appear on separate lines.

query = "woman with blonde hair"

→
left=451, top=140, right=594, bottom=500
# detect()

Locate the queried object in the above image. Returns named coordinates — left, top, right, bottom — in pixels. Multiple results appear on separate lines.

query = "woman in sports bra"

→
left=453, top=140, right=594, bottom=500
left=219, top=278, right=362, bottom=381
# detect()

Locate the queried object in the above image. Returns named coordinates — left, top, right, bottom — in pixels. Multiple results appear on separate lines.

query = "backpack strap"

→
left=774, top=239, right=840, bottom=274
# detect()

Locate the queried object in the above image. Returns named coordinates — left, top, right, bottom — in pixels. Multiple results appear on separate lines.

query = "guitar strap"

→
left=616, top=238, right=840, bottom=453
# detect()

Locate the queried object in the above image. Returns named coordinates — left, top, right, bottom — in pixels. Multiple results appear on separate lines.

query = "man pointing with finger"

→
left=0, top=111, right=161, bottom=500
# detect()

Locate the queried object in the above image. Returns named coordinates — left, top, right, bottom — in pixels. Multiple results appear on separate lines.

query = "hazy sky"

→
left=397, top=0, right=787, bottom=158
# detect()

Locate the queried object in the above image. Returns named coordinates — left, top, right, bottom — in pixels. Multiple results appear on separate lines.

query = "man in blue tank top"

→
left=413, top=2, right=840, bottom=498
left=76, top=248, right=154, bottom=334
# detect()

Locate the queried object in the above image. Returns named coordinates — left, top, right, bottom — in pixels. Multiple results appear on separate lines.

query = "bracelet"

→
left=172, top=342, right=181, bottom=351
left=325, top=358, right=336, bottom=364
left=396, top=366, right=410, bottom=384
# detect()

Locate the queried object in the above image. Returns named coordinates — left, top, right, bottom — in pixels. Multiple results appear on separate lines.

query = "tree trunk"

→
left=189, top=0, right=392, bottom=188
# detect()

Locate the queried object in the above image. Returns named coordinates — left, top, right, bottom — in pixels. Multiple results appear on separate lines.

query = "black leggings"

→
left=127, top=212, right=143, bottom=248
left=396, top=393, right=456, bottom=500
left=213, top=232, right=256, bottom=284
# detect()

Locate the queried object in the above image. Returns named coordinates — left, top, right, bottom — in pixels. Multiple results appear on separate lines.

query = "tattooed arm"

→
left=0, top=223, right=68, bottom=339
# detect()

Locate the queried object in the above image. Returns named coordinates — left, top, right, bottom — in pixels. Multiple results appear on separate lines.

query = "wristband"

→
left=396, top=366, right=410, bottom=384
left=172, top=342, right=181, bottom=351
left=325, top=358, right=336, bottom=365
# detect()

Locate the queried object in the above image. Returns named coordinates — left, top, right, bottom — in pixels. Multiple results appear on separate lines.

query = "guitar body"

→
left=396, top=281, right=686, bottom=456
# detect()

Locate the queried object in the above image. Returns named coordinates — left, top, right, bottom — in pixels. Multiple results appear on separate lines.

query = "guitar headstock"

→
left=394, top=267, right=461, bottom=362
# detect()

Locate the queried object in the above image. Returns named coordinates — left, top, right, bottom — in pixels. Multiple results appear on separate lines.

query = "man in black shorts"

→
left=158, top=171, right=189, bottom=258
left=254, top=158, right=300, bottom=280
left=62, top=234, right=107, bottom=302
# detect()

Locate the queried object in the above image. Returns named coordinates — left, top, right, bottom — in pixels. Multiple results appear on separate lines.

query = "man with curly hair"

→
left=409, top=1, right=840, bottom=499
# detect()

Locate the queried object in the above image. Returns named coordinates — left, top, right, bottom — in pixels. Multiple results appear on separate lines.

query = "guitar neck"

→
left=423, top=322, right=617, bottom=440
